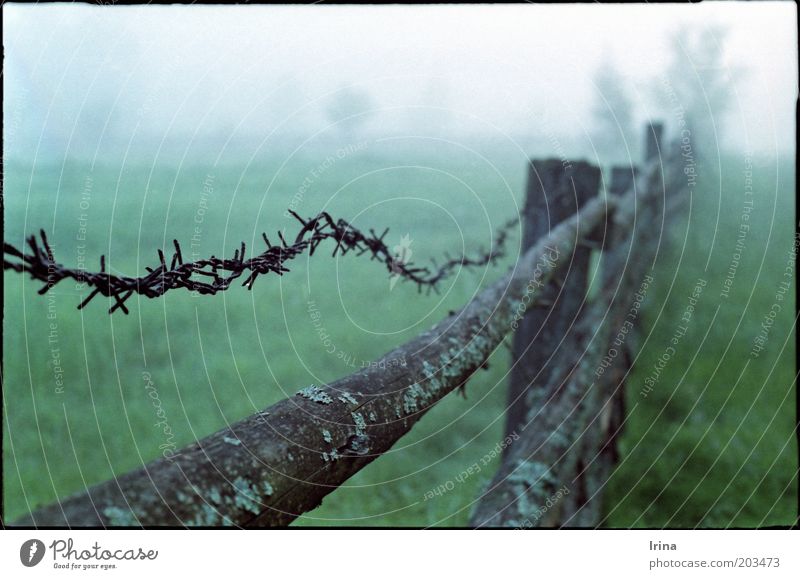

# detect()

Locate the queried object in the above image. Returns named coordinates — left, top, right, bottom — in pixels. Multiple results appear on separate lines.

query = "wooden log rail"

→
left=12, top=193, right=616, bottom=527
left=11, top=122, right=686, bottom=528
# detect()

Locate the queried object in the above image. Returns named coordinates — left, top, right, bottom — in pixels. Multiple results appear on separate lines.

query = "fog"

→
left=3, top=2, right=797, bottom=164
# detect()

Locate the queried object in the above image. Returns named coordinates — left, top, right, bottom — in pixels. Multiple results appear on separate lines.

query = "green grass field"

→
left=3, top=141, right=795, bottom=526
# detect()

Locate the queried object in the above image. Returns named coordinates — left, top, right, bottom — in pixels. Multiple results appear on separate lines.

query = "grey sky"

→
left=3, top=2, right=797, bottom=161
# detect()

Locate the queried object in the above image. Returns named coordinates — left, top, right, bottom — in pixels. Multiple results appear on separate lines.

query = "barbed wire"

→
left=3, top=210, right=518, bottom=314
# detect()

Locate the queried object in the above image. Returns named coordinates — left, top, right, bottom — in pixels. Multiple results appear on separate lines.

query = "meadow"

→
left=3, top=138, right=795, bottom=526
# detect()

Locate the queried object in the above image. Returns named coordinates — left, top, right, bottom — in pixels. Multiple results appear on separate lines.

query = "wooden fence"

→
left=12, top=122, right=687, bottom=527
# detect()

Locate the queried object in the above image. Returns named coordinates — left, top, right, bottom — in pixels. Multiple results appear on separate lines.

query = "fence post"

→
left=560, top=124, right=666, bottom=525
left=609, top=166, right=638, bottom=196
left=556, top=162, right=639, bottom=525
left=645, top=121, right=665, bottom=162
left=472, top=123, right=670, bottom=527
left=503, top=160, right=601, bottom=443
left=470, top=161, right=601, bottom=527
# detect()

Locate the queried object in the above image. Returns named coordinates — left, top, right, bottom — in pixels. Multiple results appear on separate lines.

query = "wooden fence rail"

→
left=12, top=122, right=686, bottom=528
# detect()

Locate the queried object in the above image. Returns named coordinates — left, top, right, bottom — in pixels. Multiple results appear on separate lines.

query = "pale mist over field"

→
left=3, top=2, right=797, bottom=166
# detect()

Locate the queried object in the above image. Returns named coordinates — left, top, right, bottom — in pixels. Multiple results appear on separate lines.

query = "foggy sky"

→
left=3, top=2, right=797, bottom=163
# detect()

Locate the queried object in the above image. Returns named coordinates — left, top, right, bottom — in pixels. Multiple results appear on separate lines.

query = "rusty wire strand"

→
left=4, top=210, right=518, bottom=314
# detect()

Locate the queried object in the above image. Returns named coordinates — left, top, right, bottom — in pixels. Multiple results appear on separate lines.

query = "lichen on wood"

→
left=13, top=192, right=615, bottom=528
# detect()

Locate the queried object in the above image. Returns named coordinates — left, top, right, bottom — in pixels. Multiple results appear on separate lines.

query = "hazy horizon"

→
left=3, top=2, right=797, bottom=165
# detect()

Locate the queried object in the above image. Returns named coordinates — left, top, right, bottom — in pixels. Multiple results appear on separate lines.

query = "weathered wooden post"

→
left=609, top=166, right=638, bottom=196
left=503, top=160, right=601, bottom=442
left=472, top=160, right=601, bottom=527
left=561, top=123, right=666, bottom=525
left=645, top=121, right=665, bottom=162
left=472, top=123, right=668, bottom=528
left=558, top=162, right=640, bottom=525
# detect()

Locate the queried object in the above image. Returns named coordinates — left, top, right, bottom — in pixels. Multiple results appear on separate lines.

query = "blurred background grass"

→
left=3, top=141, right=796, bottom=526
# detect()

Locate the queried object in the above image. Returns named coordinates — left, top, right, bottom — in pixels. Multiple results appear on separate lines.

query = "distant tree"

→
left=325, top=86, right=375, bottom=139
left=656, top=25, right=742, bottom=163
left=590, top=59, right=638, bottom=165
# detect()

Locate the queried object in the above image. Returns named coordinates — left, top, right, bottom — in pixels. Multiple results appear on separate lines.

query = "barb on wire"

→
left=4, top=211, right=518, bottom=314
